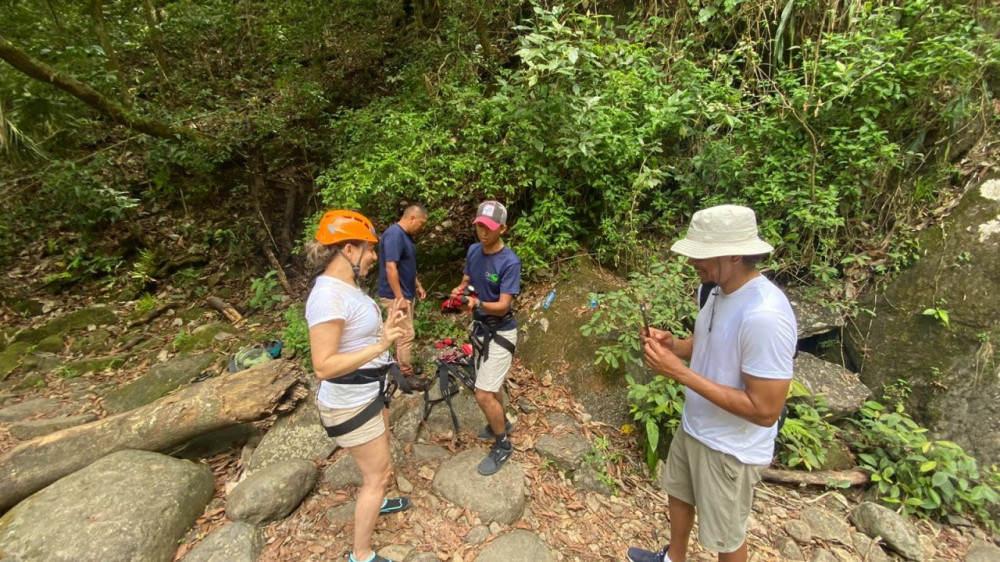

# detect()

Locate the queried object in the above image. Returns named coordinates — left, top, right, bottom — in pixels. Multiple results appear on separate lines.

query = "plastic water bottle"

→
left=542, top=290, right=556, bottom=309
left=589, top=295, right=598, bottom=308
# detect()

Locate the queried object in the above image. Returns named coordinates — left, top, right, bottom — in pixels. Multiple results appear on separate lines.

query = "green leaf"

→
left=919, top=461, right=937, bottom=472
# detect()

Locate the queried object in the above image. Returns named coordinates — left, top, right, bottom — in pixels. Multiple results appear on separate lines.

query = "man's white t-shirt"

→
left=306, top=276, right=392, bottom=409
left=683, top=275, right=797, bottom=466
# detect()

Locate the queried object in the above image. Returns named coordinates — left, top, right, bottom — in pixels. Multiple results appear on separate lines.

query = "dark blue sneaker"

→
left=477, top=439, right=513, bottom=475
left=476, top=419, right=514, bottom=440
left=626, top=545, right=669, bottom=562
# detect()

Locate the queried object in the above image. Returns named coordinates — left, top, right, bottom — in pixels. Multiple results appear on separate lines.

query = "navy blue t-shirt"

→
left=464, top=243, right=521, bottom=331
left=377, top=223, right=418, bottom=300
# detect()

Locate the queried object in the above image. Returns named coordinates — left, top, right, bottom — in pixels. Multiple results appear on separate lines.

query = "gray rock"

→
left=572, top=465, right=614, bottom=495
left=466, top=525, right=490, bottom=545
left=325, top=502, right=355, bottom=523
left=13, top=306, right=117, bottom=345
left=226, top=459, right=317, bottom=524
left=181, top=522, right=264, bottom=562
left=433, top=449, right=525, bottom=524
left=786, top=287, right=847, bottom=338
left=794, top=352, right=872, bottom=420
left=785, top=519, right=814, bottom=544
left=421, top=385, right=489, bottom=437
left=408, top=553, right=440, bottom=562
left=0, top=449, right=213, bottom=562
left=544, top=412, right=578, bottom=430
left=380, top=544, right=415, bottom=561
left=246, top=401, right=336, bottom=475
left=411, top=443, right=450, bottom=463
left=810, top=550, right=840, bottom=562
left=966, top=541, right=1000, bottom=562
left=535, top=432, right=591, bottom=470
left=104, top=352, right=218, bottom=414
left=774, top=535, right=805, bottom=560
left=397, top=473, right=413, bottom=493
left=390, top=395, right=425, bottom=443
left=851, top=531, right=894, bottom=562
left=801, top=506, right=851, bottom=543
left=850, top=502, right=923, bottom=561
left=0, top=341, right=32, bottom=381
left=0, top=396, right=61, bottom=422
left=517, top=396, right=538, bottom=413
left=62, top=354, right=128, bottom=375
left=8, top=413, right=97, bottom=440
left=475, top=530, right=554, bottom=562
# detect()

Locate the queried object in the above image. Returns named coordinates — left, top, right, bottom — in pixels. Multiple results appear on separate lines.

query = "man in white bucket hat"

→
left=627, top=205, right=797, bottom=562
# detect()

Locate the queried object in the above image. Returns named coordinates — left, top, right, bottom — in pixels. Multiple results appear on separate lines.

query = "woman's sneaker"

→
left=378, top=497, right=411, bottom=515
left=348, top=551, right=394, bottom=562
left=476, top=419, right=513, bottom=440
left=626, top=545, right=670, bottom=562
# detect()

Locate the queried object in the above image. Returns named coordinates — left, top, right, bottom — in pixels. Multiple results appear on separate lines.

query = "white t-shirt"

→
left=306, top=276, right=392, bottom=409
left=683, top=275, right=797, bottom=465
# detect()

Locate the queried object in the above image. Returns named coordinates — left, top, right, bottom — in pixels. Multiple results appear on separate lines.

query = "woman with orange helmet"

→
left=304, top=209, right=410, bottom=562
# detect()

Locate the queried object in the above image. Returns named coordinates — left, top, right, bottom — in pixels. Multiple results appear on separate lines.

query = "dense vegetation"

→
left=2, top=0, right=999, bottom=528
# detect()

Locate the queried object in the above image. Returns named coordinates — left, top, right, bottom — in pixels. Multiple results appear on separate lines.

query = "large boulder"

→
left=845, top=178, right=1000, bottom=464
left=850, top=502, right=923, bottom=561
left=475, top=530, right=555, bottom=562
left=103, top=352, right=219, bottom=414
left=12, top=306, right=117, bottom=345
left=181, top=522, right=264, bottom=562
left=245, top=400, right=336, bottom=475
left=0, top=449, right=213, bottom=562
left=226, top=459, right=317, bottom=524
left=794, top=352, right=871, bottom=420
left=432, top=449, right=525, bottom=524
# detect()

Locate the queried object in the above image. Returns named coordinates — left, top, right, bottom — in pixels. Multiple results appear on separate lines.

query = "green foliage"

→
left=580, top=258, right=698, bottom=370
left=412, top=298, right=467, bottom=343
left=776, top=381, right=839, bottom=471
left=248, top=271, right=285, bottom=311
left=922, top=299, right=951, bottom=328
left=171, top=330, right=193, bottom=352
left=583, top=435, right=624, bottom=492
left=134, top=294, right=157, bottom=316
left=282, top=304, right=312, bottom=370
left=847, top=401, right=1000, bottom=528
left=626, top=373, right=685, bottom=473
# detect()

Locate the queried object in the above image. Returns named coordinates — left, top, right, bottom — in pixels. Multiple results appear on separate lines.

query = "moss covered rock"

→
left=13, top=307, right=117, bottom=345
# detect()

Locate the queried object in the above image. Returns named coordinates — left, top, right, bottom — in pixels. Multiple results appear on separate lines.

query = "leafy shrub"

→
left=249, top=270, right=285, bottom=311
left=776, top=381, right=839, bottom=471
left=626, top=373, right=685, bottom=473
left=282, top=304, right=312, bottom=370
left=847, top=401, right=1000, bottom=528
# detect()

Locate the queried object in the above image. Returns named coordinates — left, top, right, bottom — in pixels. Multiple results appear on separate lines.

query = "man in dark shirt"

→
left=450, top=200, right=522, bottom=475
left=378, top=204, right=429, bottom=390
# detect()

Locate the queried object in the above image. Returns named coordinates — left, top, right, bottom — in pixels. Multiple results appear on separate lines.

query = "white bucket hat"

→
left=670, top=204, right=774, bottom=259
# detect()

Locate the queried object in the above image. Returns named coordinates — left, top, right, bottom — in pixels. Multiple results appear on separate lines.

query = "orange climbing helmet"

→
left=315, top=210, right=378, bottom=246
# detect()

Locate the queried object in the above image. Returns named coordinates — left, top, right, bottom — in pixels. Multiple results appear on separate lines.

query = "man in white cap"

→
left=627, top=205, right=797, bottom=562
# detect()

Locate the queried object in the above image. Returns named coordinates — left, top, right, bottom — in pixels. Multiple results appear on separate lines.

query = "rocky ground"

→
left=2, top=254, right=999, bottom=561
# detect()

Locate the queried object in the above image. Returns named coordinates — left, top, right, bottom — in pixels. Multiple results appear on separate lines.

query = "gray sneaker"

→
left=476, top=419, right=514, bottom=440
left=477, top=439, right=514, bottom=475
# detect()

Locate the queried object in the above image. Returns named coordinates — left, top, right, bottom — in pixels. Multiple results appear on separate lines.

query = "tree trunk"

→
left=761, top=467, right=870, bottom=488
left=141, top=0, right=170, bottom=81
left=88, top=0, right=123, bottom=86
left=0, top=359, right=304, bottom=512
left=0, top=34, right=189, bottom=140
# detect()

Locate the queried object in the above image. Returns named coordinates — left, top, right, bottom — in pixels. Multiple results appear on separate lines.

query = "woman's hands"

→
left=378, top=298, right=407, bottom=352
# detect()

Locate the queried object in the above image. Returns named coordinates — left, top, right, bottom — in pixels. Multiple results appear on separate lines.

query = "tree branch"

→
left=0, top=34, right=191, bottom=140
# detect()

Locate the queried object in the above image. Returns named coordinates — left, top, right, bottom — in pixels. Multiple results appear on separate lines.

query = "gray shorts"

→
left=662, top=424, right=765, bottom=553
left=474, top=328, right=517, bottom=393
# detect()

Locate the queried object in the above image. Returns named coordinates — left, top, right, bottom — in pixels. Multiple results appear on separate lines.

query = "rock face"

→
left=12, top=306, right=117, bottom=345
left=0, top=449, right=213, bottom=562
left=845, top=178, right=1000, bottom=464
left=103, top=352, right=219, bottom=414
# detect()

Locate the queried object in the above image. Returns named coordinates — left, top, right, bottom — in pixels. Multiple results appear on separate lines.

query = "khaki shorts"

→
left=662, top=424, right=765, bottom=553
left=316, top=398, right=387, bottom=448
left=474, top=328, right=517, bottom=393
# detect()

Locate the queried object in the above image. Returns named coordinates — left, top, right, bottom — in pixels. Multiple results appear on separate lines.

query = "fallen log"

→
left=0, top=359, right=305, bottom=512
left=762, top=467, right=870, bottom=488
left=206, top=295, right=243, bottom=324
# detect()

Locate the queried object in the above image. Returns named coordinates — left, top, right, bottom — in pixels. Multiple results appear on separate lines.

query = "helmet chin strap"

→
left=338, top=242, right=369, bottom=285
